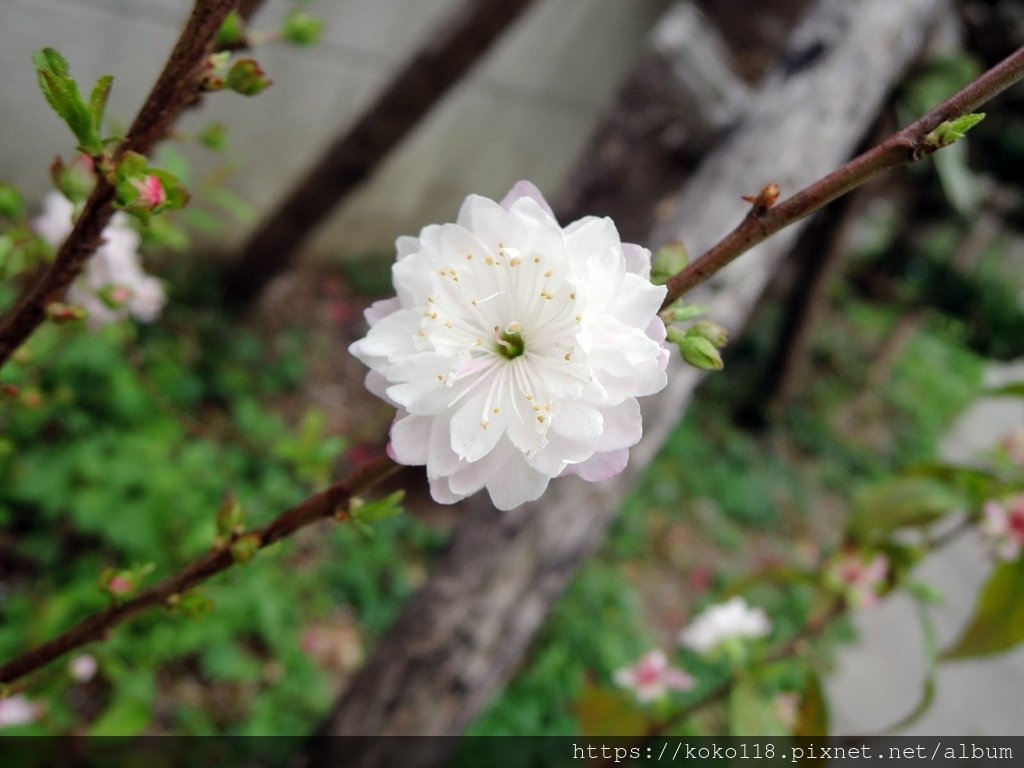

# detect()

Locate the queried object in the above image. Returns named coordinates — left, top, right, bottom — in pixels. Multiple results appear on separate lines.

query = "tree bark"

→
left=307, top=0, right=944, bottom=762
left=223, top=0, right=539, bottom=306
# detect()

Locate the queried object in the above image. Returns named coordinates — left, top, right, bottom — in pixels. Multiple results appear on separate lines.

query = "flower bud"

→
left=689, top=320, right=729, bottom=348
left=668, top=327, right=723, bottom=371
left=0, top=183, right=24, bottom=218
left=226, top=59, right=273, bottom=96
left=651, top=242, right=689, bottom=285
left=230, top=533, right=261, bottom=565
left=199, top=52, right=231, bottom=92
left=46, top=301, right=87, bottom=323
left=282, top=10, right=325, bottom=47
left=198, top=122, right=229, bottom=152
left=50, top=154, right=96, bottom=203
left=215, top=11, right=247, bottom=50
left=215, top=494, right=246, bottom=543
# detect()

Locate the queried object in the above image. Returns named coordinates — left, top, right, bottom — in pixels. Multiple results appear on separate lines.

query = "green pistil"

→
left=495, top=325, right=525, bottom=360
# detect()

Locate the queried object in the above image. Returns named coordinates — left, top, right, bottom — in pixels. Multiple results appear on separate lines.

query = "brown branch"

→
left=223, top=0, right=540, bottom=305
left=0, top=0, right=239, bottom=369
left=662, top=45, right=1024, bottom=309
left=0, top=454, right=397, bottom=685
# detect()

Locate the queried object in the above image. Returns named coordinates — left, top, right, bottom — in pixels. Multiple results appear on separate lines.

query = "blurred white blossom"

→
left=0, top=694, right=41, bottom=729
left=678, top=597, right=771, bottom=654
left=69, top=654, right=98, bottom=682
left=350, top=181, right=668, bottom=510
left=33, top=192, right=165, bottom=326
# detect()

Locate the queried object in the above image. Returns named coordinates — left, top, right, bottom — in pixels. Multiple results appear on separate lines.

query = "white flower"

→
left=678, top=597, right=772, bottom=654
left=69, top=654, right=98, bottom=682
left=613, top=649, right=694, bottom=703
left=350, top=181, right=668, bottom=510
left=33, top=192, right=165, bottom=327
left=0, top=694, right=41, bottom=729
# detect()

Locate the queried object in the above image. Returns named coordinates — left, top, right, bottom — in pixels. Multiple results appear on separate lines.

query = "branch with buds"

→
left=661, top=45, right=1024, bottom=310
left=0, top=0, right=237, bottom=368
left=0, top=454, right=397, bottom=685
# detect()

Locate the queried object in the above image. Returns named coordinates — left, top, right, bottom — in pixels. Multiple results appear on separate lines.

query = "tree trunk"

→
left=223, top=0, right=539, bottom=305
left=307, top=0, right=945, bottom=762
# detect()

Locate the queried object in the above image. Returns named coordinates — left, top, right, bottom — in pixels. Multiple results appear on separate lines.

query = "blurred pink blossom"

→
left=981, top=495, right=1024, bottom=560
left=613, top=649, right=694, bottom=703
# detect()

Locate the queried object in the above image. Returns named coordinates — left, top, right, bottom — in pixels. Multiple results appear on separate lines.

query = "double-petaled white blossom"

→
left=350, top=181, right=668, bottom=510
left=678, top=597, right=772, bottom=654
left=33, top=192, right=165, bottom=326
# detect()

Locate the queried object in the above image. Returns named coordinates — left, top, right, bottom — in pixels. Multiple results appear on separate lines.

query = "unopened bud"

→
left=652, top=242, right=689, bottom=285
left=199, top=52, right=231, bottom=92
left=50, top=154, right=96, bottom=203
left=215, top=494, right=246, bottom=542
left=668, top=328, right=723, bottom=371
left=689, top=320, right=729, bottom=348
left=46, top=301, right=87, bottom=323
left=230, top=533, right=261, bottom=565
left=0, top=183, right=24, bottom=218
left=282, top=10, right=325, bottom=46
left=97, top=285, right=132, bottom=310
left=226, top=59, right=273, bottom=96
left=215, top=11, right=247, bottom=50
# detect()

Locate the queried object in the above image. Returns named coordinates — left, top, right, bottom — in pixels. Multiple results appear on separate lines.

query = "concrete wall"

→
left=0, top=0, right=669, bottom=256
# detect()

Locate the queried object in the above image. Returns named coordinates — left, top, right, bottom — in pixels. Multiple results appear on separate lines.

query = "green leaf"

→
left=33, top=49, right=100, bottom=151
left=89, top=73, right=114, bottom=132
left=729, top=676, right=788, bottom=737
left=794, top=671, right=829, bottom=737
left=850, top=477, right=963, bottom=542
left=986, top=381, right=1024, bottom=399
left=576, top=682, right=648, bottom=737
left=351, top=490, right=405, bottom=525
left=943, top=559, right=1024, bottom=660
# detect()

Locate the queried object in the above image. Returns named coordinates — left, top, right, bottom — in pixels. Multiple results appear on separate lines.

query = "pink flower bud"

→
left=133, top=175, right=167, bottom=209
left=108, top=575, right=134, bottom=595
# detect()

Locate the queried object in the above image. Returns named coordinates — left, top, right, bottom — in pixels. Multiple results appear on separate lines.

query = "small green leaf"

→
left=0, top=183, right=24, bottom=218
left=89, top=74, right=114, bottom=132
left=729, top=676, right=788, bottom=737
left=943, top=559, right=1024, bottom=660
left=850, top=477, right=963, bottom=542
left=33, top=48, right=70, bottom=76
left=576, top=682, right=648, bottom=737
left=794, top=671, right=829, bottom=737
left=986, top=381, right=1024, bottom=399
left=924, top=113, right=986, bottom=149
left=351, top=490, right=405, bottom=525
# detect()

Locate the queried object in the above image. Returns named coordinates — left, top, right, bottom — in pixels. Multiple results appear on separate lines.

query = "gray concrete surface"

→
left=0, top=0, right=668, bottom=254
left=827, top=362, right=1024, bottom=736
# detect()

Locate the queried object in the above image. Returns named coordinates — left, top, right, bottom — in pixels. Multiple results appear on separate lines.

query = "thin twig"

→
left=0, top=454, right=398, bottom=685
left=661, top=45, right=1024, bottom=310
left=0, top=0, right=239, bottom=369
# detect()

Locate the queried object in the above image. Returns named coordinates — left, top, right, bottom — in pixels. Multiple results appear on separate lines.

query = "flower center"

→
left=494, top=322, right=525, bottom=360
